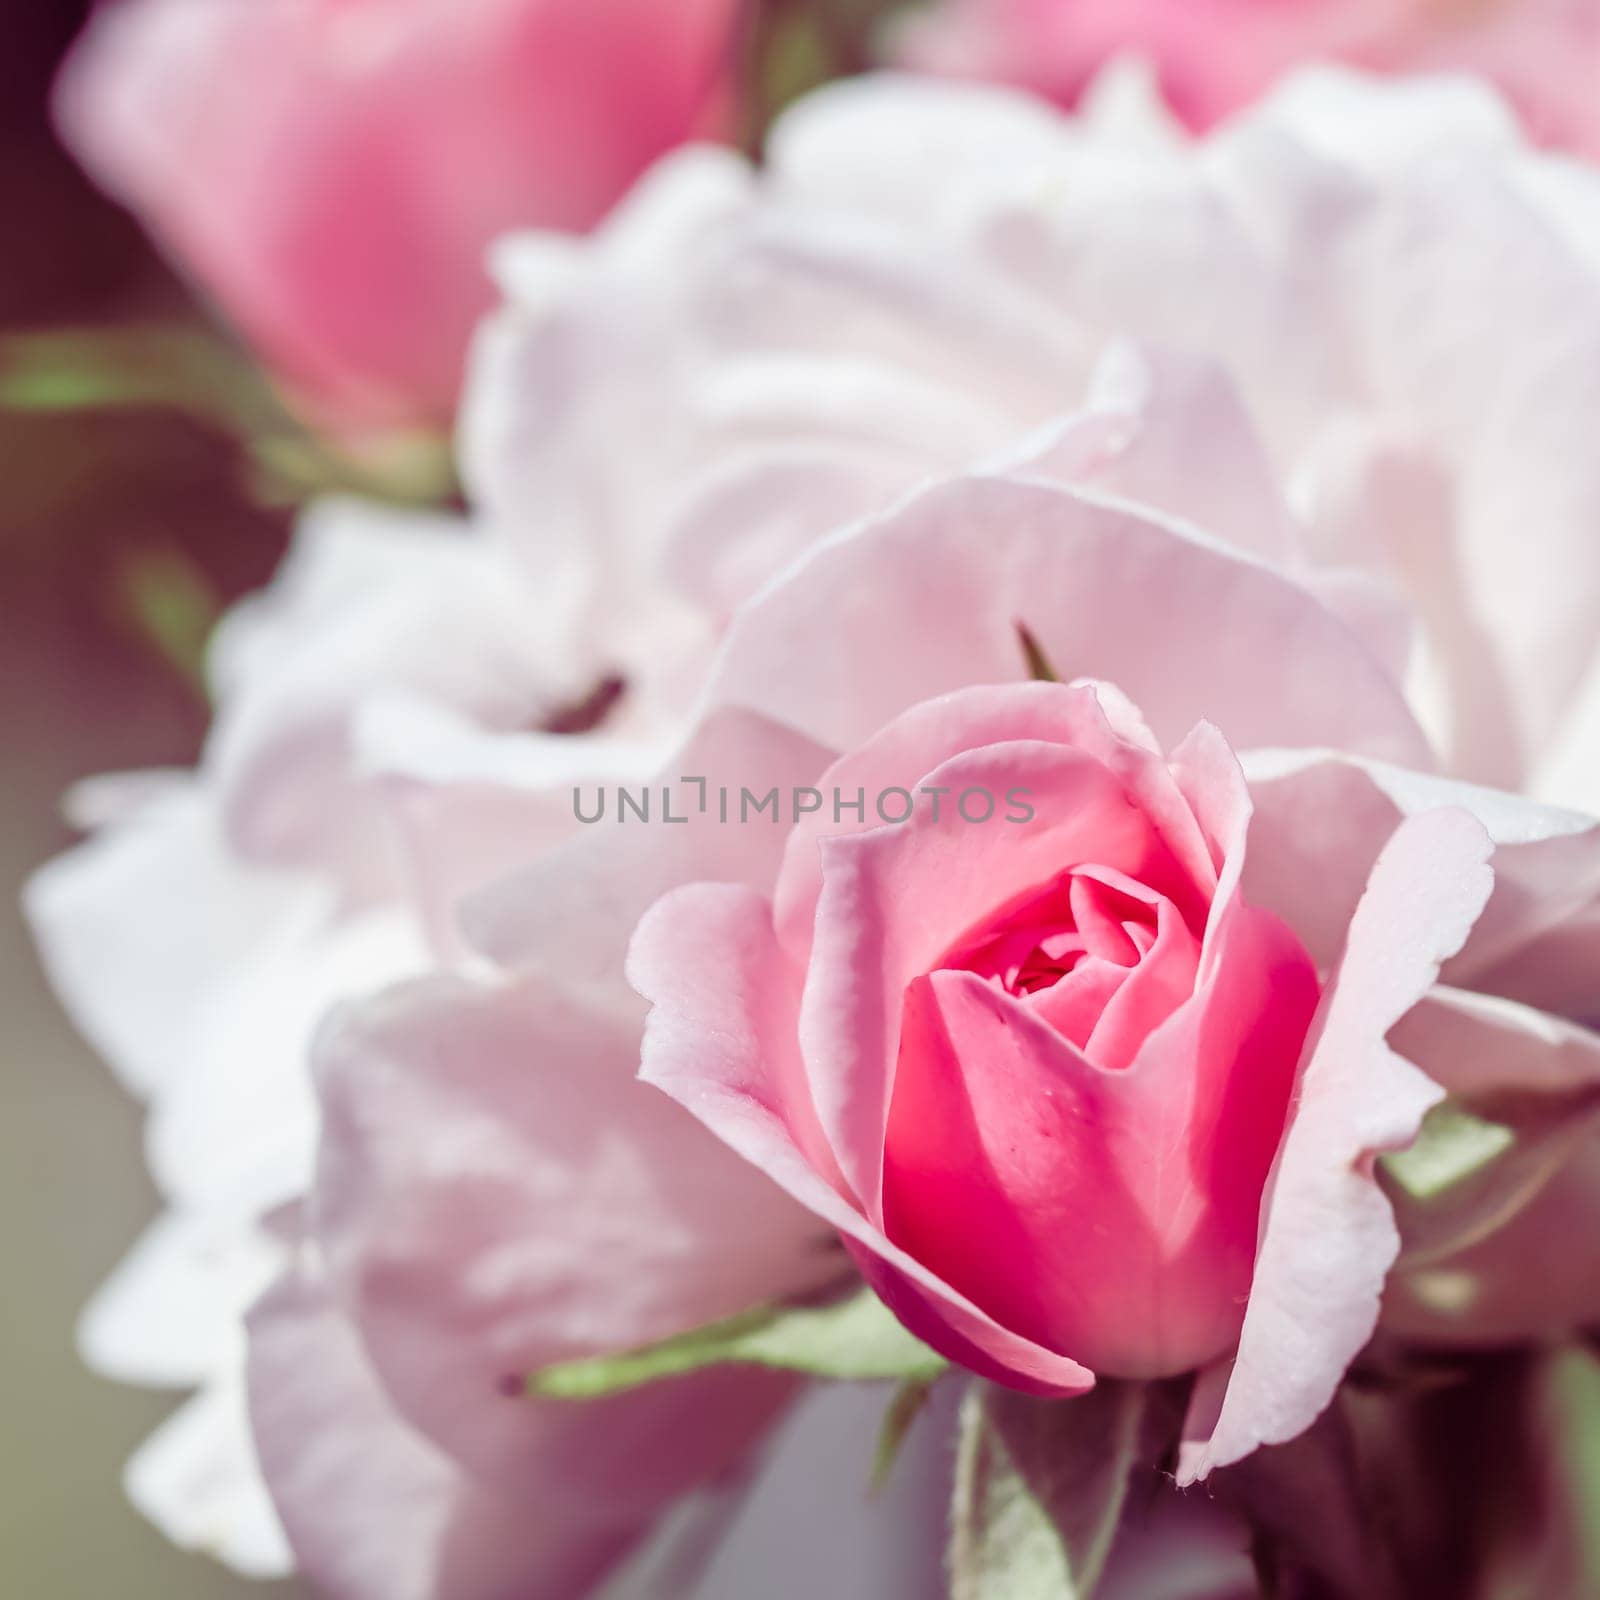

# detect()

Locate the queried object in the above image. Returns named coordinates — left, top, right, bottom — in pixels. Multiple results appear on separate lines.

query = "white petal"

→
left=78, top=1212, right=281, bottom=1388
left=125, top=1377, right=293, bottom=1580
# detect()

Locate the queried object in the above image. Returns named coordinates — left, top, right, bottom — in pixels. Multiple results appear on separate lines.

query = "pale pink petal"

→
left=766, top=73, right=1074, bottom=226
left=345, top=690, right=676, bottom=962
left=465, top=149, right=1076, bottom=638
left=123, top=1375, right=292, bottom=1579
left=22, top=782, right=307, bottom=1100
left=462, top=707, right=834, bottom=987
left=246, top=1259, right=645, bottom=1600
left=312, top=970, right=820, bottom=1491
left=78, top=1212, right=281, bottom=1389
left=1178, top=807, right=1494, bottom=1482
left=459, top=142, right=752, bottom=527
left=147, top=905, right=422, bottom=1220
left=1293, top=426, right=1522, bottom=786
left=1354, top=150, right=1600, bottom=775
left=1006, top=341, right=1299, bottom=566
left=204, top=508, right=575, bottom=894
left=1533, top=642, right=1600, bottom=816
left=1241, top=749, right=1600, bottom=1016
left=1391, top=985, right=1600, bottom=1103
left=705, top=475, right=1431, bottom=770
left=657, top=444, right=918, bottom=623
left=1385, top=986, right=1600, bottom=1298
left=695, top=1381, right=954, bottom=1600
left=1383, top=1144, right=1600, bottom=1348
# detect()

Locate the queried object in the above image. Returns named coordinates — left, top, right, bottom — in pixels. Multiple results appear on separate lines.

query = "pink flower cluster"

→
left=30, top=7, right=1600, bottom=1599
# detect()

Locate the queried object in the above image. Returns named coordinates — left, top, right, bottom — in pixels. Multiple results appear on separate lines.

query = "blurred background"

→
left=0, top=4, right=293, bottom=1594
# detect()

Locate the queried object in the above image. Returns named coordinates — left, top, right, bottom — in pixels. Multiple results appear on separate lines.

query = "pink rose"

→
left=636, top=679, right=1327, bottom=1388
left=54, top=0, right=740, bottom=427
left=625, top=469, right=1600, bottom=1481
left=894, top=0, right=1600, bottom=159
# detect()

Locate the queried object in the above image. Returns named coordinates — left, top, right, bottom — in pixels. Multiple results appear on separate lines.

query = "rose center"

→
left=934, top=863, right=1199, bottom=1070
left=952, top=867, right=1161, bottom=997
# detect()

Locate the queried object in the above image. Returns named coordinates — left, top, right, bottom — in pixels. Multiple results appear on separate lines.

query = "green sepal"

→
left=529, top=1286, right=948, bottom=1400
left=1383, top=1101, right=1515, bottom=1201
left=871, top=1377, right=939, bottom=1492
left=949, top=1380, right=1147, bottom=1600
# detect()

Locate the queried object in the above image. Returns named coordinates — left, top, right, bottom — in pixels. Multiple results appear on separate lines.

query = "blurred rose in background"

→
left=897, top=0, right=1600, bottom=157
left=54, top=0, right=745, bottom=431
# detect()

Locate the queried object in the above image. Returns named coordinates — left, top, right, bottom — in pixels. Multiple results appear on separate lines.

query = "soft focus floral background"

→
left=0, top=4, right=294, bottom=1593
left=0, top=5, right=887, bottom=1592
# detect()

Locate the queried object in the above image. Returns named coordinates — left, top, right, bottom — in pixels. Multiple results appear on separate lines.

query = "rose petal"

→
left=22, top=782, right=311, bottom=1101
left=882, top=942, right=1307, bottom=1379
left=631, top=882, right=1094, bottom=1396
left=313, top=969, right=820, bottom=1489
left=1178, top=806, right=1494, bottom=1481
left=122, top=1374, right=292, bottom=1580
left=799, top=738, right=1190, bottom=1209
left=1241, top=749, right=1600, bottom=1017
left=462, top=707, right=834, bottom=987
left=694, top=1380, right=954, bottom=1600
left=706, top=475, right=1431, bottom=770
left=78, top=1211, right=281, bottom=1389
left=247, top=1258, right=644, bottom=1600
left=1005, top=340, right=1300, bottom=566
left=772, top=681, right=1214, bottom=962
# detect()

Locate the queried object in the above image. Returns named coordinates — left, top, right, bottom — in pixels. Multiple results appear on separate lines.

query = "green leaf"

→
left=949, top=1380, right=1146, bottom=1600
left=0, top=326, right=284, bottom=435
left=1384, top=1102, right=1515, bottom=1201
left=1545, top=1346, right=1600, bottom=1589
left=1384, top=1090, right=1600, bottom=1269
left=116, top=546, right=222, bottom=697
left=529, top=1287, right=948, bottom=1400
left=0, top=325, right=458, bottom=510
left=1474, top=1346, right=1600, bottom=1600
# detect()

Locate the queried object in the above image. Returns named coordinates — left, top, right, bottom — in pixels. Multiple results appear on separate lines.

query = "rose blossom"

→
left=626, top=468, right=1600, bottom=1479
left=29, top=65, right=1600, bottom=1592
left=893, top=0, right=1600, bottom=160
left=54, top=0, right=741, bottom=427
left=639, top=678, right=1339, bottom=1399
left=736, top=683, right=1328, bottom=1386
